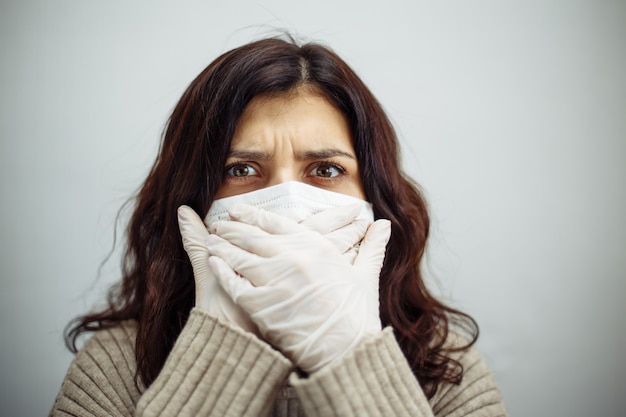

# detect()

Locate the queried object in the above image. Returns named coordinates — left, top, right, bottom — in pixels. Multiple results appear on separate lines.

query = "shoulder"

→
left=79, top=319, right=140, bottom=385
left=441, top=330, right=483, bottom=368
left=430, top=331, right=508, bottom=416
left=51, top=320, right=142, bottom=416
left=73, top=319, right=140, bottom=379
left=80, top=320, right=138, bottom=359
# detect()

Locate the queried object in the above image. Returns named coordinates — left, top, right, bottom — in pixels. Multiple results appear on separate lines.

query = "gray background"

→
left=1, top=1, right=625, bottom=416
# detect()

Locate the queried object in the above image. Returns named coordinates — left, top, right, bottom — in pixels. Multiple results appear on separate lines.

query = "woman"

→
left=51, top=37, right=507, bottom=416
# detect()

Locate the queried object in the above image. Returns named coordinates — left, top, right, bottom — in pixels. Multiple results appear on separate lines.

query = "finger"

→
left=206, top=234, right=268, bottom=286
left=208, top=256, right=255, bottom=306
left=354, top=219, right=391, bottom=271
left=343, top=247, right=359, bottom=264
left=299, top=203, right=362, bottom=234
left=227, top=204, right=303, bottom=234
left=210, top=220, right=277, bottom=257
left=325, top=218, right=371, bottom=254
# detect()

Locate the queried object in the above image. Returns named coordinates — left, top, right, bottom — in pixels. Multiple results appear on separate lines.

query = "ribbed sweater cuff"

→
left=137, top=308, right=292, bottom=417
left=290, top=327, right=433, bottom=417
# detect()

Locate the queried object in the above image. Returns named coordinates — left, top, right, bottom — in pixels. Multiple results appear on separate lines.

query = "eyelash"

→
left=223, top=161, right=259, bottom=181
left=306, top=161, right=346, bottom=179
left=222, top=160, right=348, bottom=182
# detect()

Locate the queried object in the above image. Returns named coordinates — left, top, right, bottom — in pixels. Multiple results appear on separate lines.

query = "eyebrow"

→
left=227, top=148, right=356, bottom=161
left=296, top=149, right=356, bottom=161
left=227, top=150, right=273, bottom=160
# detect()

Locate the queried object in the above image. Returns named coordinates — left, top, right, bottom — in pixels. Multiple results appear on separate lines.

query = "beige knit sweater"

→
left=50, top=308, right=507, bottom=416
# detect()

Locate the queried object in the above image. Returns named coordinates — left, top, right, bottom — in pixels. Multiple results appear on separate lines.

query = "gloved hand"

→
left=177, top=203, right=371, bottom=334
left=299, top=203, right=371, bottom=264
left=205, top=204, right=391, bottom=373
left=178, top=205, right=258, bottom=333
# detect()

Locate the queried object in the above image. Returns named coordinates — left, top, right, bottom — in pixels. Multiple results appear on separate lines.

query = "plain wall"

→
left=1, top=1, right=625, bottom=416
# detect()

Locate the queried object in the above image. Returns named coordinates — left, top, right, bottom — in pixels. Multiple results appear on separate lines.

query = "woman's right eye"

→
left=225, top=163, right=258, bottom=177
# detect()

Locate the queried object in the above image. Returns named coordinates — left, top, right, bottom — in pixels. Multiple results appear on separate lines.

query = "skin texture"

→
left=215, top=89, right=366, bottom=200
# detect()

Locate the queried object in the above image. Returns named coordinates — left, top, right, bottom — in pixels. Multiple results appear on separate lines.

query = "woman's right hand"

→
left=178, top=205, right=259, bottom=333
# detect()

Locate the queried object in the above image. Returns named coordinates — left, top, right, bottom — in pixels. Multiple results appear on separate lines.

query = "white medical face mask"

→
left=204, top=181, right=373, bottom=226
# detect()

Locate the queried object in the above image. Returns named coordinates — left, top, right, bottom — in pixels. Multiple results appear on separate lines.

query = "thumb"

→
left=177, top=205, right=211, bottom=273
left=178, top=205, right=209, bottom=250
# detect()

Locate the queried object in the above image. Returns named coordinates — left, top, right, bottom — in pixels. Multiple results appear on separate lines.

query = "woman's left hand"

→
left=206, top=204, right=391, bottom=373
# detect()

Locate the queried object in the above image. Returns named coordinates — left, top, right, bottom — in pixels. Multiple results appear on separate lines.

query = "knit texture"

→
left=50, top=308, right=508, bottom=416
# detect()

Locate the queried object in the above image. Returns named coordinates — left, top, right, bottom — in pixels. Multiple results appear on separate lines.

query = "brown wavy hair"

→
left=66, top=37, right=478, bottom=398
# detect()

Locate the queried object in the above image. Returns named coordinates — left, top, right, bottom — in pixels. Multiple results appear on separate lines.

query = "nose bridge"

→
left=266, top=165, right=298, bottom=187
left=264, top=133, right=299, bottom=187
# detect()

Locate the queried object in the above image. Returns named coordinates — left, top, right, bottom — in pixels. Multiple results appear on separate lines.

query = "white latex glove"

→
left=205, top=204, right=391, bottom=373
left=177, top=205, right=258, bottom=333
left=299, top=203, right=370, bottom=264
left=177, top=204, right=370, bottom=333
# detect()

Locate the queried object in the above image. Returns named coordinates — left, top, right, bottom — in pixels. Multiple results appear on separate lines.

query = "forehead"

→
left=230, top=91, right=354, bottom=151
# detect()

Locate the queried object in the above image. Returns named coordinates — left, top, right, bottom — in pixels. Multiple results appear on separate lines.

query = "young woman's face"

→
left=214, top=89, right=365, bottom=199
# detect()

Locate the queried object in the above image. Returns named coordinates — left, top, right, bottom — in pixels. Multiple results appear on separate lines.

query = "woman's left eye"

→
left=308, top=164, right=344, bottom=178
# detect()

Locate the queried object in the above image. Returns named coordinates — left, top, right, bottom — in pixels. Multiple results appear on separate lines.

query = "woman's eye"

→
left=308, top=164, right=344, bottom=178
left=225, top=163, right=258, bottom=177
